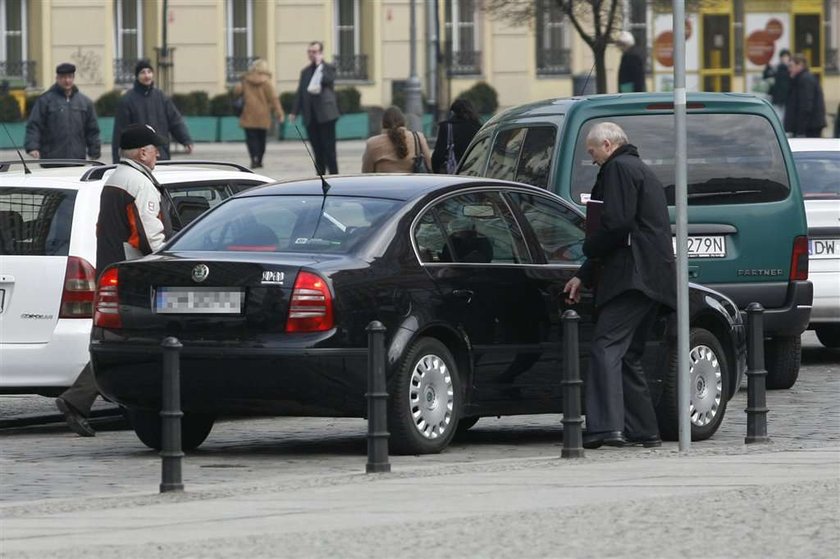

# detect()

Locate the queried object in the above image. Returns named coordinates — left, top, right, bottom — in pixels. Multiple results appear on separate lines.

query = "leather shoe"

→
left=582, top=430, right=628, bottom=449
left=627, top=434, right=662, bottom=448
left=55, top=398, right=95, bottom=437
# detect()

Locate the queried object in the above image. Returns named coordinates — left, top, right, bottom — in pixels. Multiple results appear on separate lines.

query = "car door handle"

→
left=452, top=289, right=474, bottom=302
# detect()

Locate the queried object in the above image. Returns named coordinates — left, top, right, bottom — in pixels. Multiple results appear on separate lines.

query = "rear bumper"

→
left=713, top=281, right=813, bottom=338
left=809, top=271, right=840, bottom=324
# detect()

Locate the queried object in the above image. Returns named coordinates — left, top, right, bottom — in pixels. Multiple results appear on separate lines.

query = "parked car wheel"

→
left=455, top=416, right=480, bottom=435
left=765, top=336, right=801, bottom=389
left=815, top=325, right=840, bottom=349
left=658, top=327, right=729, bottom=441
left=388, top=338, right=461, bottom=455
left=124, top=407, right=215, bottom=451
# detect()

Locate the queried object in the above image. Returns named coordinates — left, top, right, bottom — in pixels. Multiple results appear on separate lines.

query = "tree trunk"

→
left=594, top=45, right=608, bottom=93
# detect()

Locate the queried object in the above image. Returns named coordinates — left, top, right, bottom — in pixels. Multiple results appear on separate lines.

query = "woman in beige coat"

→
left=234, top=59, right=285, bottom=169
left=362, top=106, right=432, bottom=173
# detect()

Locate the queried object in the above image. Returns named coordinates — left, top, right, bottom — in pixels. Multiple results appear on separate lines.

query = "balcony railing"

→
left=226, top=56, right=258, bottom=84
left=0, top=60, right=37, bottom=88
left=334, top=54, right=368, bottom=81
left=536, top=48, right=571, bottom=75
left=445, top=49, right=482, bottom=76
left=114, top=58, right=141, bottom=85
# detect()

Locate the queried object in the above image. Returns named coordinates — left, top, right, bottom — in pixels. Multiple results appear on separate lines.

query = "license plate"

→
left=809, top=239, right=840, bottom=259
left=672, top=236, right=726, bottom=258
left=155, top=287, right=243, bottom=314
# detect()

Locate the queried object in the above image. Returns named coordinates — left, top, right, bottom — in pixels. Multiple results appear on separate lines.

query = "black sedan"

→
left=90, top=175, right=746, bottom=453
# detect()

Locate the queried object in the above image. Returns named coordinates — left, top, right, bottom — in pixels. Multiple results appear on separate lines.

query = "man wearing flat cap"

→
left=55, top=123, right=175, bottom=437
left=25, top=62, right=101, bottom=160
left=111, top=59, right=193, bottom=163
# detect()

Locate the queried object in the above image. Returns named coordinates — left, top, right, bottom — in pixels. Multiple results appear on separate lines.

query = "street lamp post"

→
left=405, top=0, right=424, bottom=132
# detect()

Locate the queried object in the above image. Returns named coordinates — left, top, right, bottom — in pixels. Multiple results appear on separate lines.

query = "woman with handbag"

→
left=431, top=98, right=482, bottom=174
left=361, top=106, right=432, bottom=173
left=234, top=58, right=285, bottom=169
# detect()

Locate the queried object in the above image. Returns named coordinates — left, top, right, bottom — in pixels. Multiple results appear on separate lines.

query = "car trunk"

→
left=0, top=255, right=67, bottom=343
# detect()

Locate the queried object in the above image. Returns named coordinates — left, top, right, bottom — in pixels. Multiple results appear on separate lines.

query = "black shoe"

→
left=582, top=430, right=627, bottom=449
left=55, top=398, right=95, bottom=437
left=627, top=434, right=662, bottom=448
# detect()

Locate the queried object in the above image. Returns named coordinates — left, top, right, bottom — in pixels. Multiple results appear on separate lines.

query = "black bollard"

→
left=160, top=337, right=185, bottom=492
left=745, top=303, right=770, bottom=444
left=365, top=321, right=391, bottom=473
left=561, top=310, right=584, bottom=458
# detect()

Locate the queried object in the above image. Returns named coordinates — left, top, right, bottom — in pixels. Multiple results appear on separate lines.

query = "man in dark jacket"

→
left=289, top=41, right=340, bottom=174
left=564, top=122, right=675, bottom=449
left=111, top=59, right=194, bottom=163
left=784, top=54, right=826, bottom=138
left=25, top=63, right=101, bottom=160
left=616, top=31, right=646, bottom=93
left=769, top=49, right=791, bottom=119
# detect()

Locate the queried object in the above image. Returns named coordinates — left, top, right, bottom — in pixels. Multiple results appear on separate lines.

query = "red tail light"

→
left=790, top=235, right=809, bottom=281
left=93, top=267, right=122, bottom=329
left=59, top=257, right=96, bottom=318
left=285, top=271, right=334, bottom=333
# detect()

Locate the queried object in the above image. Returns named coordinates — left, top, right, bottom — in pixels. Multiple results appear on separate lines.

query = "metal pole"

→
left=745, top=303, right=770, bottom=444
left=405, top=0, right=424, bottom=132
left=673, top=0, right=691, bottom=452
left=366, top=321, right=391, bottom=473
left=561, top=310, right=584, bottom=459
left=160, top=336, right=184, bottom=493
left=426, top=0, right=438, bottom=120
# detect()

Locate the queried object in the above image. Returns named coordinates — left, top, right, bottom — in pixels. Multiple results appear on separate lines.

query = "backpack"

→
left=411, top=131, right=431, bottom=173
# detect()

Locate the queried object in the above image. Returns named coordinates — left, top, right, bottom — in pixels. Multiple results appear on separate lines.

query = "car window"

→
left=513, top=126, right=557, bottom=189
left=0, top=188, right=76, bottom=256
left=792, top=151, right=840, bottom=199
left=170, top=195, right=401, bottom=254
left=570, top=114, right=791, bottom=205
left=414, top=191, right=531, bottom=264
left=458, top=134, right=491, bottom=176
left=486, top=128, right=527, bottom=181
left=506, top=192, right=585, bottom=264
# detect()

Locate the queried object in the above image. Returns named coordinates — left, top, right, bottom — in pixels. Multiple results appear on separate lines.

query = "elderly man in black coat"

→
left=564, top=121, right=676, bottom=449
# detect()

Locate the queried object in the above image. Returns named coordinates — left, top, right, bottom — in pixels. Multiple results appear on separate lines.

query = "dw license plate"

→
left=673, top=236, right=726, bottom=258
left=155, top=287, right=243, bottom=314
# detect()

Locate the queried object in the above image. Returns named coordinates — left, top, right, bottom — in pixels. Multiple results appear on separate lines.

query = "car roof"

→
left=788, top=138, right=840, bottom=152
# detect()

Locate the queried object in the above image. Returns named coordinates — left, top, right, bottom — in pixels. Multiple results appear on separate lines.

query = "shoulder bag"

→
left=411, top=131, right=431, bottom=173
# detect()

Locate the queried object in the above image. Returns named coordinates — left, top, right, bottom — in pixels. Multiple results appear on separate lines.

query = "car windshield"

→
left=0, top=188, right=76, bottom=256
left=792, top=151, right=840, bottom=199
left=169, top=195, right=402, bottom=254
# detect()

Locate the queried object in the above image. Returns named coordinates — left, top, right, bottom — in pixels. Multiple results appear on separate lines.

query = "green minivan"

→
left=458, top=92, right=812, bottom=390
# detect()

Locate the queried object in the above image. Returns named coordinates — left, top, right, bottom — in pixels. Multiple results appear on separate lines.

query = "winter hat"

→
left=120, top=124, right=167, bottom=150
left=134, top=59, right=154, bottom=77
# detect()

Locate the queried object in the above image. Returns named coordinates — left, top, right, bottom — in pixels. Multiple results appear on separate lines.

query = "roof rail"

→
left=0, top=159, right=106, bottom=173
left=153, top=160, right=254, bottom=173
left=80, top=164, right=117, bottom=182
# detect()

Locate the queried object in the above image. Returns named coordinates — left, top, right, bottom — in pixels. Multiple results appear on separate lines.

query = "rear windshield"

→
left=791, top=151, right=840, bottom=200
left=170, top=195, right=402, bottom=254
left=0, top=188, right=76, bottom=256
left=571, top=114, right=791, bottom=205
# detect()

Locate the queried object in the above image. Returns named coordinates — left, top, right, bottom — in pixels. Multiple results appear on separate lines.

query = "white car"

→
left=0, top=160, right=275, bottom=394
left=788, top=138, right=840, bottom=348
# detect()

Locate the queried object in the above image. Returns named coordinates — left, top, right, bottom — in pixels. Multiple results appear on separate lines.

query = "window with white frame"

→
left=334, top=0, right=366, bottom=80
left=1, top=0, right=25, bottom=72
left=444, top=0, right=480, bottom=75
left=535, top=0, right=570, bottom=75
left=226, top=0, right=253, bottom=83
left=114, top=0, right=143, bottom=84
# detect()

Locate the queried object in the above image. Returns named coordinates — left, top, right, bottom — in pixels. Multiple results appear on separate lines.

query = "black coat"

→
left=577, top=144, right=676, bottom=310
left=618, top=47, right=646, bottom=93
left=770, top=62, right=790, bottom=106
left=24, top=84, right=100, bottom=160
left=431, top=117, right=481, bottom=173
left=784, top=70, right=826, bottom=136
left=291, top=63, right=340, bottom=126
left=112, top=82, right=192, bottom=163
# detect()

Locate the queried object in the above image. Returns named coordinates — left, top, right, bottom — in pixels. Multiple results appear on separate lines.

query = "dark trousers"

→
left=585, top=289, right=660, bottom=437
left=306, top=119, right=338, bottom=174
left=244, top=128, right=267, bottom=164
left=59, top=363, right=99, bottom=416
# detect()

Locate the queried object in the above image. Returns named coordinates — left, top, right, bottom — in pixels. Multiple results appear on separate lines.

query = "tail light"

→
left=285, top=271, right=334, bottom=333
left=93, top=267, right=122, bottom=329
left=790, top=235, right=809, bottom=281
left=59, top=257, right=96, bottom=318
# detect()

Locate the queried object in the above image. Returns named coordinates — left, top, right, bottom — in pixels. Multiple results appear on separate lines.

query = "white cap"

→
left=617, top=31, right=635, bottom=47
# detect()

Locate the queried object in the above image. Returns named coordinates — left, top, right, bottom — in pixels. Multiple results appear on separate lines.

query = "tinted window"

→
left=487, top=128, right=527, bottom=181
left=570, top=114, right=790, bottom=205
left=792, top=151, right=840, bottom=200
left=514, top=126, right=556, bottom=188
left=507, top=192, right=585, bottom=264
left=0, top=188, right=76, bottom=256
left=458, top=134, right=491, bottom=176
left=171, top=195, right=401, bottom=254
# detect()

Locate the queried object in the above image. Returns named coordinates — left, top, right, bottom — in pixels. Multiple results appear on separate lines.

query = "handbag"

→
left=411, top=131, right=431, bottom=173
left=232, top=95, right=244, bottom=117
left=442, top=122, right=458, bottom=174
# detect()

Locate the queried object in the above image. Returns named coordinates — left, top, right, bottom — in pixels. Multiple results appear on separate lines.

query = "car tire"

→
left=764, top=335, right=801, bottom=390
left=657, top=327, right=730, bottom=442
left=124, top=407, right=215, bottom=451
left=455, top=416, right=480, bottom=435
left=388, top=338, right=461, bottom=455
left=815, top=325, right=840, bottom=349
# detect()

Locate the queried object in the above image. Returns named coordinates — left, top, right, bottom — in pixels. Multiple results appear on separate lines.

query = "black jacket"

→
left=784, top=70, right=826, bottom=136
left=431, top=117, right=481, bottom=173
left=24, top=84, right=100, bottom=160
left=111, top=81, right=192, bottom=163
left=577, top=144, right=676, bottom=310
left=618, top=47, right=646, bottom=93
left=770, top=62, right=790, bottom=106
left=291, top=63, right=340, bottom=126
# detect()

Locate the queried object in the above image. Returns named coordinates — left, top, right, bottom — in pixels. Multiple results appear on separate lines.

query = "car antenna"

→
left=294, top=123, right=332, bottom=239
left=2, top=122, right=31, bottom=174
left=579, top=62, right=596, bottom=97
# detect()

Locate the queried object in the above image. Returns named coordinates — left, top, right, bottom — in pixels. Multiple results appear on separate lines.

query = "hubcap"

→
left=688, top=344, right=722, bottom=427
left=409, top=353, right=454, bottom=439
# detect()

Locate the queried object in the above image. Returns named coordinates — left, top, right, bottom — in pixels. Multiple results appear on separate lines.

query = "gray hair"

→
left=587, top=122, right=629, bottom=146
left=616, top=31, right=635, bottom=47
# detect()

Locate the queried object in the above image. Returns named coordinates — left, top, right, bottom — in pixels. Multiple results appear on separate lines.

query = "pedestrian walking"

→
left=111, top=59, right=193, bottom=163
left=289, top=41, right=340, bottom=175
left=615, top=31, right=646, bottom=93
left=24, top=63, right=100, bottom=161
left=784, top=54, right=827, bottom=138
left=769, top=49, right=792, bottom=120
left=55, top=124, right=172, bottom=437
left=563, top=122, right=675, bottom=450
left=234, top=58, right=285, bottom=169
left=431, top=98, right=481, bottom=174
left=361, top=106, right=431, bottom=173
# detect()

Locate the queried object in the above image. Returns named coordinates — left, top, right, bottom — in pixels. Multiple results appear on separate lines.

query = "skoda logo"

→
left=191, top=264, right=209, bottom=283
